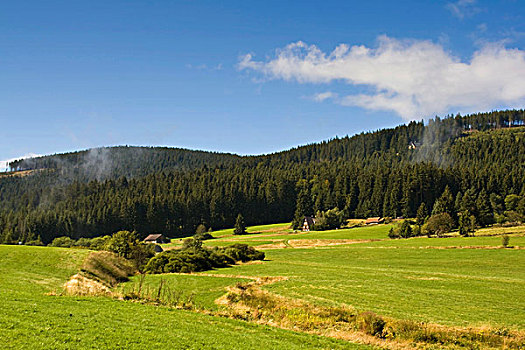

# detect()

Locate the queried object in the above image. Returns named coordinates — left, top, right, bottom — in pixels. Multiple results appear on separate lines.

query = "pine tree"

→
left=416, top=202, right=427, bottom=227
left=432, top=186, right=455, bottom=221
left=234, top=214, right=246, bottom=235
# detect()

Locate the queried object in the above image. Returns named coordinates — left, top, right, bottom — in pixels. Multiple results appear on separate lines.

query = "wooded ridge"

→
left=1, top=109, right=524, bottom=244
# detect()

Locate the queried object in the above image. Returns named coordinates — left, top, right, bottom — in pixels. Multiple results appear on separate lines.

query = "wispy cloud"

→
left=446, top=0, right=480, bottom=19
left=186, top=63, right=223, bottom=71
left=238, top=36, right=525, bottom=120
left=0, top=153, right=41, bottom=171
left=313, top=91, right=338, bottom=102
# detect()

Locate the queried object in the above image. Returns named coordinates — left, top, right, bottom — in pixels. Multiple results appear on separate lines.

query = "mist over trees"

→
left=0, top=110, right=524, bottom=244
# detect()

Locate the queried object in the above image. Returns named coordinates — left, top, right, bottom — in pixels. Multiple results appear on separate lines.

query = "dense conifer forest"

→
left=1, top=109, right=524, bottom=244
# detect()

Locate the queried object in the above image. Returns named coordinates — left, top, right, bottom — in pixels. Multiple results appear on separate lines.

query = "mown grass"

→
left=158, top=223, right=525, bottom=331
left=162, top=222, right=293, bottom=249
left=173, top=224, right=392, bottom=249
left=204, top=244, right=525, bottom=329
left=3, top=223, right=523, bottom=348
left=0, top=245, right=367, bottom=349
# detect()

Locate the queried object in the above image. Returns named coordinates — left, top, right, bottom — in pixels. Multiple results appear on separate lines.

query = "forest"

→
left=1, top=109, right=524, bottom=244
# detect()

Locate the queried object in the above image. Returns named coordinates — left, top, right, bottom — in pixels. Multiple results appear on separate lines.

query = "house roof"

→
left=144, top=234, right=164, bottom=241
left=365, top=217, right=383, bottom=224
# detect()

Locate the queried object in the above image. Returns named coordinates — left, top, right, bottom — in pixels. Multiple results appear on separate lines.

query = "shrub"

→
left=388, top=220, right=413, bottom=239
left=193, top=232, right=214, bottom=241
left=104, top=231, right=138, bottom=259
left=49, top=236, right=75, bottom=248
left=73, top=237, right=92, bottom=248
left=356, top=312, right=386, bottom=337
left=104, top=231, right=154, bottom=272
left=502, top=235, right=510, bottom=248
left=195, top=224, right=207, bottom=235
left=144, top=243, right=264, bottom=274
left=223, top=244, right=265, bottom=262
left=422, top=213, right=454, bottom=237
left=314, top=207, right=345, bottom=231
left=25, top=238, right=44, bottom=246
left=88, top=236, right=111, bottom=250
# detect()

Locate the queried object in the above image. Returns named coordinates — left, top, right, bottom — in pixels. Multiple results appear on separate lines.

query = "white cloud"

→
left=0, top=153, right=41, bottom=171
left=313, top=91, right=337, bottom=102
left=446, top=0, right=479, bottom=19
left=238, top=36, right=525, bottom=120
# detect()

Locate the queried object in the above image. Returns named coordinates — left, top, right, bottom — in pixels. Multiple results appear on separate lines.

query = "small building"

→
left=408, top=141, right=421, bottom=150
left=302, top=216, right=316, bottom=232
left=144, top=234, right=170, bottom=244
left=153, top=245, right=164, bottom=253
left=365, top=217, right=384, bottom=225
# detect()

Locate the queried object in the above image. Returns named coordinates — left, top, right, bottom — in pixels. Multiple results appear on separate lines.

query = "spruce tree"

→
left=416, top=202, right=427, bottom=227
left=234, top=214, right=246, bottom=235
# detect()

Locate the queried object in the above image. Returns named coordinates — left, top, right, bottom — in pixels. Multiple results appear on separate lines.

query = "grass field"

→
left=160, top=223, right=525, bottom=330
left=205, top=244, right=525, bottom=328
left=2, top=223, right=524, bottom=348
left=0, top=245, right=367, bottom=349
left=163, top=223, right=392, bottom=249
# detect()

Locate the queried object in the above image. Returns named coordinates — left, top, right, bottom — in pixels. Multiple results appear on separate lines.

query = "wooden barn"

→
left=144, top=234, right=170, bottom=244
left=302, top=216, right=316, bottom=232
left=365, top=217, right=384, bottom=225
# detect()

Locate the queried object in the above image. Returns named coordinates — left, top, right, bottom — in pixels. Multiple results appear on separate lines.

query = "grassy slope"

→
left=3, top=224, right=523, bottom=348
left=197, top=225, right=525, bottom=328
left=163, top=223, right=392, bottom=249
left=0, top=245, right=367, bottom=349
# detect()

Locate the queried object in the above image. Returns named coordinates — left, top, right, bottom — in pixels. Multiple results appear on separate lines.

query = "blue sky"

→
left=1, top=0, right=524, bottom=166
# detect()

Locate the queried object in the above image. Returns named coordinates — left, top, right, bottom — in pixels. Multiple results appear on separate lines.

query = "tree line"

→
left=0, top=110, right=524, bottom=244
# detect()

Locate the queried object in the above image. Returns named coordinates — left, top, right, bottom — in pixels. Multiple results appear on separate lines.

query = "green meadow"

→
left=0, top=245, right=367, bottom=349
left=2, top=223, right=524, bottom=348
left=159, top=223, right=525, bottom=329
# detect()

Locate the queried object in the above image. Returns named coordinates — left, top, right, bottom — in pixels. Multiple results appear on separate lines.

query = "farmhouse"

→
left=365, top=217, right=384, bottom=225
left=302, top=216, right=315, bottom=232
left=144, top=234, right=169, bottom=244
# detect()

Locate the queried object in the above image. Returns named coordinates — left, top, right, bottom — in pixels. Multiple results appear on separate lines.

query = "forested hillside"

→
left=1, top=110, right=524, bottom=244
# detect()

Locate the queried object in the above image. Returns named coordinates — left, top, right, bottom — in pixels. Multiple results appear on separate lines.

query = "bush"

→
left=104, top=231, right=138, bottom=259
left=49, top=236, right=76, bottom=248
left=88, top=236, right=111, bottom=250
left=314, top=207, right=345, bottom=231
left=502, top=235, right=510, bottom=248
left=104, top=231, right=155, bottom=272
left=195, top=224, right=207, bottom=235
left=422, top=213, right=454, bottom=237
left=144, top=242, right=264, bottom=274
left=223, top=244, right=265, bottom=262
left=193, top=232, right=214, bottom=241
left=388, top=220, right=414, bottom=239
left=25, top=238, right=44, bottom=246
left=356, top=312, right=386, bottom=337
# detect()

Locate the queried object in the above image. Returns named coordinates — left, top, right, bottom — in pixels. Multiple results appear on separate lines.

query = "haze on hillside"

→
left=1, top=1, right=524, bottom=164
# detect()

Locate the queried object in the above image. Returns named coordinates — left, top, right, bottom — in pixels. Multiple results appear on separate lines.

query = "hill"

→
left=0, top=109, right=524, bottom=244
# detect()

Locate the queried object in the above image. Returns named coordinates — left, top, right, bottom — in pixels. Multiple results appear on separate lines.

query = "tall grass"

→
left=119, top=274, right=196, bottom=309
left=80, top=251, right=136, bottom=287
